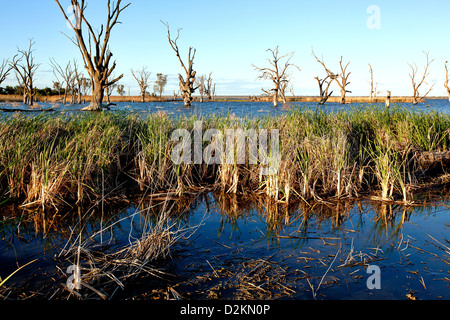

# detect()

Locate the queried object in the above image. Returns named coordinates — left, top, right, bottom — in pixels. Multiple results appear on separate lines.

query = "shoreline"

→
left=0, top=94, right=448, bottom=104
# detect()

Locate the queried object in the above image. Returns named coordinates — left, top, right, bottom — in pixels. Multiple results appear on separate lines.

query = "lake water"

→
left=1, top=99, right=450, bottom=118
left=1, top=99, right=450, bottom=300
left=1, top=192, right=450, bottom=300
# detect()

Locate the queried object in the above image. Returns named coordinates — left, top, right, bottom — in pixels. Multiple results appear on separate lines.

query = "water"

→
left=1, top=99, right=450, bottom=300
left=1, top=193, right=450, bottom=300
left=1, top=99, right=450, bottom=119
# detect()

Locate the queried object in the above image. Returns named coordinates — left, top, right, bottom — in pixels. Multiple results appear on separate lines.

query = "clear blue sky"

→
left=1, top=0, right=450, bottom=97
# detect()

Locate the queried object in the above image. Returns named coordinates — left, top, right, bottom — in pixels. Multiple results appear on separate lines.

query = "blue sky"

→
left=1, top=0, right=450, bottom=97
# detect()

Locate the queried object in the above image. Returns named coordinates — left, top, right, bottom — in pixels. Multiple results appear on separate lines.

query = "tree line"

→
left=0, top=0, right=446, bottom=109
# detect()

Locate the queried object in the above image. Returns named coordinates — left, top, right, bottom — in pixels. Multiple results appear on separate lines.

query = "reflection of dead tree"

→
left=10, top=39, right=40, bottom=106
left=408, top=51, right=434, bottom=105
left=162, top=21, right=197, bottom=107
left=253, top=46, right=300, bottom=107
left=444, top=61, right=450, bottom=102
left=55, top=0, right=130, bottom=111
left=131, top=67, right=151, bottom=103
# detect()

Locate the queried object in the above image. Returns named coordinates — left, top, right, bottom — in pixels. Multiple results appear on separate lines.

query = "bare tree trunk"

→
left=369, top=64, right=374, bottom=101
left=444, top=61, right=450, bottom=102
left=163, top=22, right=197, bottom=107
left=253, top=46, right=299, bottom=108
left=315, top=76, right=334, bottom=105
left=409, top=51, right=434, bottom=105
left=385, top=91, right=391, bottom=108
left=10, top=39, right=39, bottom=107
left=92, top=79, right=104, bottom=110
left=55, top=0, right=129, bottom=111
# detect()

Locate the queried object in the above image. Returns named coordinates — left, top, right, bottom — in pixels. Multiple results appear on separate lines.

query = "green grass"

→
left=0, top=105, right=449, bottom=210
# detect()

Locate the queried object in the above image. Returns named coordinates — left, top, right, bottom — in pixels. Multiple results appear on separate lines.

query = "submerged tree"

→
left=312, top=50, right=336, bottom=105
left=204, top=72, right=215, bottom=101
left=50, top=58, right=74, bottom=104
left=314, top=75, right=334, bottom=105
left=408, top=51, right=434, bottom=105
left=131, top=67, right=151, bottom=103
left=163, top=21, right=198, bottom=107
left=336, top=56, right=352, bottom=104
left=253, top=46, right=300, bottom=107
left=0, top=59, right=12, bottom=87
left=195, top=75, right=206, bottom=103
left=312, top=50, right=351, bottom=104
left=55, top=0, right=130, bottom=111
left=10, top=39, right=40, bottom=106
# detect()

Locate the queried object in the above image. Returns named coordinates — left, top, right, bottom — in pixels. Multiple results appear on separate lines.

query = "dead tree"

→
left=312, top=50, right=335, bottom=105
left=312, top=50, right=350, bottom=104
left=131, top=67, right=151, bottom=103
left=50, top=58, right=74, bottom=104
left=195, top=75, right=206, bottom=103
left=386, top=90, right=391, bottom=108
left=55, top=0, right=130, bottom=111
left=253, top=46, right=300, bottom=107
left=163, top=21, right=197, bottom=107
left=73, top=60, right=84, bottom=104
left=337, top=56, right=351, bottom=104
left=444, top=61, right=450, bottom=102
left=368, top=64, right=381, bottom=100
left=10, top=39, right=40, bottom=106
left=314, top=75, right=334, bottom=105
left=408, top=51, right=434, bottom=105
left=369, top=64, right=374, bottom=100
left=0, top=60, right=12, bottom=87
left=204, top=72, right=214, bottom=101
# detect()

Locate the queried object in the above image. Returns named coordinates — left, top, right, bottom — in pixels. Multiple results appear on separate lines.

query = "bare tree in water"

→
left=312, top=50, right=336, bottom=105
left=55, top=0, right=130, bottom=110
left=408, top=51, right=434, bottom=105
left=253, top=46, right=300, bottom=107
left=195, top=75, right=206, bottom=103
left=312, top=50, right=351, bottom=104
left=50, top=58, right=74, bottom=104
left=162, top=21, right=198, bottom=107
left=10, top=39, right=40, bottom=106
left=131, top=67, right=151, bottom=103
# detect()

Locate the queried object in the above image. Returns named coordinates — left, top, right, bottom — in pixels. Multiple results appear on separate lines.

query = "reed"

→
left=0, top=105, right=449, bottom=211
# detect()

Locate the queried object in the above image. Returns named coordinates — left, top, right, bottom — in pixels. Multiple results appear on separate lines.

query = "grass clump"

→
left=0, top=105, right=449, bottom=210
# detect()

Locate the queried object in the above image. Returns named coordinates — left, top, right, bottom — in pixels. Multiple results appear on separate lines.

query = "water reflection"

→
left=1, top=192, right=450, bottom=299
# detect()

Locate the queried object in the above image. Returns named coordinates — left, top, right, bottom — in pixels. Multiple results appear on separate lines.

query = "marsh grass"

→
left=0, top=105, right=449, bottom=212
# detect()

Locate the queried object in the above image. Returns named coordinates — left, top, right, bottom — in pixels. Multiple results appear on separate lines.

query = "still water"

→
left=1, top=99, right=450, bottom=118
left=1, top=192, right=449, bottom=300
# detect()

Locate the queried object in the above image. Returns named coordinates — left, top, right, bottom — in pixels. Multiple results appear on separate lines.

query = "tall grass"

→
left=0, top=105, right=449, bottom=210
